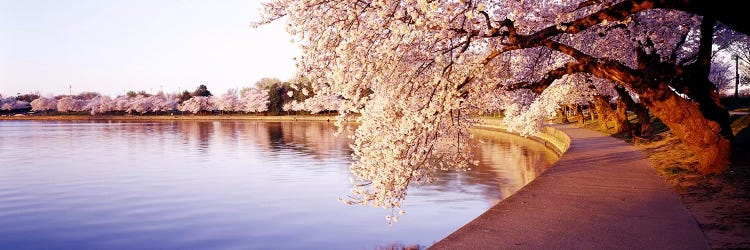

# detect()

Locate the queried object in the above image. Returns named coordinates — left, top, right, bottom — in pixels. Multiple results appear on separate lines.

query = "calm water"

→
left=0, top=120, right=557, bottom=249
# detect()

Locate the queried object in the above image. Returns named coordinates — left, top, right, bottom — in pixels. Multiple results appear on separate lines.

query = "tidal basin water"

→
left=0, top=120, right=557, bottom=249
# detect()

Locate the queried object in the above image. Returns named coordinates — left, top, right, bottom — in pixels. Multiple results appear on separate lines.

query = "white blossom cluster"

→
left=284, top=94, right=341, bottom=114
left=30, top=97, right=57, bottom=112
left=240, top=88, right=271, bottom=113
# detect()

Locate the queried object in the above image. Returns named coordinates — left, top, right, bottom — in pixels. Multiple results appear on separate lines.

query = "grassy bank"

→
left=581, top=112, right=750, bottom=249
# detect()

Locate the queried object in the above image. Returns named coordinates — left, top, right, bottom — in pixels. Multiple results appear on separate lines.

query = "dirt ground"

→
left=636, top=132, right=750, bottom=249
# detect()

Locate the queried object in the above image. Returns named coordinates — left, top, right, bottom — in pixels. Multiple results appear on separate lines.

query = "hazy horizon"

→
left=0, top=0, right=300, bottom=98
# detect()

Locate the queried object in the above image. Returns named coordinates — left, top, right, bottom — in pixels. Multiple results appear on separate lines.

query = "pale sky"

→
left=0, top=0, right=300, bottom=97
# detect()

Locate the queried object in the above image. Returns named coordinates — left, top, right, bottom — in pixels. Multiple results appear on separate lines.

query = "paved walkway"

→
left=430, top=125, right=708, bottom=250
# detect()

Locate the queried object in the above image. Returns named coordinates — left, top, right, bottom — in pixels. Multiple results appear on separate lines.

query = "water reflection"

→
left=469, top=130, right=558, bottom=203
left=0, top=120, right=556, bottom=249
left=245, top=122, right=352, bottom=159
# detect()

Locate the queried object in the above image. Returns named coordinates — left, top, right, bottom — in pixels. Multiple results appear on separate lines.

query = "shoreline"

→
left=2, top=115, right=567, bottom=155
left=472, top=123, right=569, bottom=157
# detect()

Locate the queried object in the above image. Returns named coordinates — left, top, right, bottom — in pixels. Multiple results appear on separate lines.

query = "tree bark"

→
left=614, top=86, right=650, bottom=135
left=635, top=16, right=732, bottom=174
left=638, top=83, right=731, bottom=174
left=614, top=97, right=630, bottom=134
left=592, top=95, right=616, bottom=130
left=572, top=104, right=585, bottom=125
left=557, top=105, right=569, bottom=123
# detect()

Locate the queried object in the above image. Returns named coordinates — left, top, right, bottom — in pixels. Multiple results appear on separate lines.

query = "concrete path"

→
left=430, top=125, right=708, bottom=250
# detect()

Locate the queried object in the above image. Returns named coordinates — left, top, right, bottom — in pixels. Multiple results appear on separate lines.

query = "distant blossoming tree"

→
left=240, top=88, right=270, bottom=113
left=56, top=97, right=79, bottom=114
left=85, top=96, right=114, bottom=115
left=0, top=97, right=30, bottom=113
left=179, top=96, right=215, bottom=114
left=131, top=95, right=154, bottom=115
left=218, top=89, right=240, bottom=113
left=30, top=97, right=57, bottom=114
left=153, top=97, right=178, bottom=114
left=1, top=102, right=13, bottom=114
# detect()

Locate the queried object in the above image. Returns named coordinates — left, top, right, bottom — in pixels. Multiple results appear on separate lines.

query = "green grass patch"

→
left=662, top=165, right=693, bottom=175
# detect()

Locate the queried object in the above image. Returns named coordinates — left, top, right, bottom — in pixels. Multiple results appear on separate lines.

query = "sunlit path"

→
left=431, top=125, right=708, bottom=250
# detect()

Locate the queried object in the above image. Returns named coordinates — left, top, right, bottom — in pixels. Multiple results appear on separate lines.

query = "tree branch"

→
left=575, top=0, right=603, bottom=11
left=479, top=11, right=493, bottom=30
left=694, top=16, right=715, bottom=79
left=503, top=62, right=589, bottom=94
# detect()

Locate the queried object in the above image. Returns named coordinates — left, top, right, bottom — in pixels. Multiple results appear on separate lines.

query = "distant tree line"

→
left=2, top=79, right=342, bottom=116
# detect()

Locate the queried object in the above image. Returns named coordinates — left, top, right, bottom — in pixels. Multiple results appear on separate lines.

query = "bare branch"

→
left=479, top=10, right=493, bottom=30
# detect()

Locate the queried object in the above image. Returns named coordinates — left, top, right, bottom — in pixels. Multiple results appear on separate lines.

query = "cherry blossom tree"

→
left=722, top=33, right=750, bottom=95
left=131, top=95, right=154, bottom=115
left=304, top=94, right=341, bottom=114
left=709, top=51, right=740, bottom=95
left=281, top=102, right=294, bottom=115
left=153, top=97, right=178, bottom=114
left=284, top=100, right=306, bottom=114
left=85, top=96, right=114, bottom=115
left=217, top=89, right=240, bottom=114
left=179, top=96, right=215, bottom=114
left=0, top=97, right=30, bottom=114
left=257, top=0, right=750, bottom=210
left=1, top=102, right=13, bottom=114
left=74, top=99, right=87, bottom=112
left=112, top=96, right=131, bottom=113
left=30, top=97, right=57, bottom=114
left=56, top=96, right=78, bottom=114
left=240, top=88, right=270, bottom=113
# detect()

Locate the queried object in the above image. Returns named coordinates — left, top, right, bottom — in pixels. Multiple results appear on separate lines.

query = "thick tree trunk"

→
left=638, top=84, right=731, bottom=174
left=633, top=105, right=650, bottom=134
left=572, top=104, right=585, bottom=125
left=613, top=97, right=629, bottom=134
left=614, top=86, right=650, bottom=135
left=557, top=105, right=569, bottom=123
left=633, top=17, right=732, bottom=174
left=592, top=95, right=616, bottom=130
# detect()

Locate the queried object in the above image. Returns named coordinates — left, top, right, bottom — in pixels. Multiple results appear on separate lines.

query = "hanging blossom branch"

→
left=253, top=0, right=749, bottom=216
